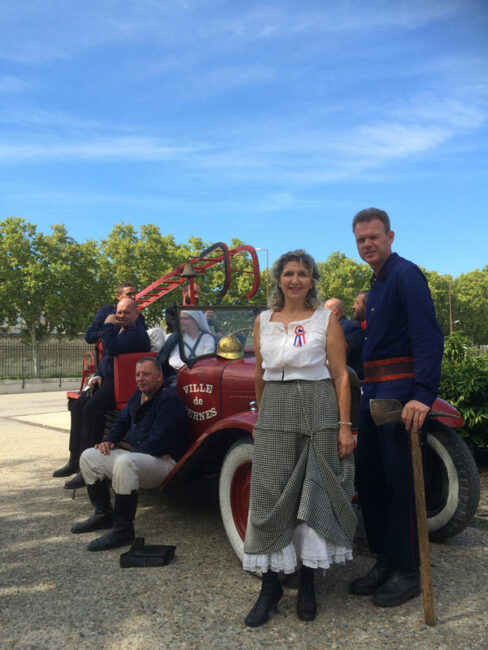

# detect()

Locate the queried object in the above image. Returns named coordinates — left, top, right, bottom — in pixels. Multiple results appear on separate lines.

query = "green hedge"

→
left=439, top=332, right=488, bottom=448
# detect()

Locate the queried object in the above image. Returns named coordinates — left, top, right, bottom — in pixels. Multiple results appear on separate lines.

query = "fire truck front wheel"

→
left=426, top=422, right=480, bottom=542
left=219, top=437, right=253, bottom=562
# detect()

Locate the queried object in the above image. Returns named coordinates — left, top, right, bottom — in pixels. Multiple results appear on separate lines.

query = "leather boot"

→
left=64, top=472, right=86, bottom=490
left=71, top=481, right=113, bottom=534
left=244, top=571, right=283, bottom=627
left=348, top=554, right=392, bottom=595
left=297, top=565, right=316, bottom=621
left=372, top=567, right=421, bottom=607
left=87, top=491, right=138, bottom=552
left=53, top=456, right=79, bottom=478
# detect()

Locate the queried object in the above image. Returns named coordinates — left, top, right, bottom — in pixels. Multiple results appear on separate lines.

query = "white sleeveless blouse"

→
left=260, top=307, right=331, bottom=381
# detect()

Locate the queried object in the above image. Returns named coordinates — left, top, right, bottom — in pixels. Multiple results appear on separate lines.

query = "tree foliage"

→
left=317, top=252, right=370, bottom=317
left=2, top=217, right=488, bottom=349
left=439, top=332, right=488, bottom=447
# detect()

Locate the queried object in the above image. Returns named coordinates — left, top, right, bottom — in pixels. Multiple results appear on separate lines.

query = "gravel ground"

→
left=0, top=393, right=487, bottom=649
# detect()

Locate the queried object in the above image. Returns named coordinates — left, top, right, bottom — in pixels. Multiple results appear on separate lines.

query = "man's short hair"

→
left=358, top=290, right=370, bottom=302
left=352, top=208, right=391, bottom=233
left=116, top=282, right=136, bottom=295
left=136, top=356, right=162, bottom=372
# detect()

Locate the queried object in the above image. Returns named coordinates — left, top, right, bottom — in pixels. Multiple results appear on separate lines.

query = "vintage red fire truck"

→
left=77, top=243, right=480, bottom=563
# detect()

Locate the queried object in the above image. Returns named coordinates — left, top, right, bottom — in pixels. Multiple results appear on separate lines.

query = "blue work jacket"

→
left=98, top=320, right=150, bottom=380
left=103, top=385, right=188, bottom=459
left=362, top=253, right=443, bottom=408
left=85, top=304, right=147, bottom=344
left=339, top=316, right=365, bottom=379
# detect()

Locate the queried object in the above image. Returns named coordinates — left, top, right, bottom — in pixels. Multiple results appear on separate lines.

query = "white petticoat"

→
left=243, top=522, right=353, bottom=574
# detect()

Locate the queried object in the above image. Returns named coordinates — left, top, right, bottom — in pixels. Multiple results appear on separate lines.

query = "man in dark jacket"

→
left=72, top=356, right=187, bottom=551
left=348, top=208, right=443, bottom=608
left=85, top=282, right=146, bottom=345
left=324, top=297, right=365, bottom=379
left=53, top=298, right=151, bottom=489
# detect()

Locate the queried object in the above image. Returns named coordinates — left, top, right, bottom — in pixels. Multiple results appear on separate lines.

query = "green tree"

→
left=0, top=218, right=102, bottom=375
left=451, top=267, right=488, bottom=344
left=316, top=252, right=370, bottom=316
left=422, top=269, right=452, bottom=336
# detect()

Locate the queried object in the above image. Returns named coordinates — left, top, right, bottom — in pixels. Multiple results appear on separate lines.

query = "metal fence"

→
left=0, top=338, right=94, bottom=381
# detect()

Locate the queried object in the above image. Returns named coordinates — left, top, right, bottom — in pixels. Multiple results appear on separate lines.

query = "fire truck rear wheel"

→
left=219, top=437, right=253, bottom=562
left=426, top=422, right=480, bottom=542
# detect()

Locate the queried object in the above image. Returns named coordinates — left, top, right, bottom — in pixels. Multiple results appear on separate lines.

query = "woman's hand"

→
left=337, top=425, right=355, bottom=459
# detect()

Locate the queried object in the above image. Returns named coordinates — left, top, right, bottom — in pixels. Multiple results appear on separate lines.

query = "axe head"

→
left=369, top=399, right=405, bottom=426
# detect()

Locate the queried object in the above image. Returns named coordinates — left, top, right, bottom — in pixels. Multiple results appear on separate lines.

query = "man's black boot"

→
left=71, top=481, right=113, bottom=534
left=297, top=565, right=317, bottom=621
left=372, top=567, right=421, bottom=607
left=244, top=571, right=283, bottom=627
left=87, top=491, right=137, bottom=552
left=348, top=554, right=392, bottom=595
left=64, top=472, right=86, bottom=489
left=53, top=456, right=79, bottom=478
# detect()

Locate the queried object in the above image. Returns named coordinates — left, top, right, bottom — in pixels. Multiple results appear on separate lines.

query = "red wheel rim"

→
left=230, top=460, right=251, bottom=541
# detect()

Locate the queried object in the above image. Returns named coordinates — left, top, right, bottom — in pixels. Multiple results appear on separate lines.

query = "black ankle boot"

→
left=87, top=491, right=138, bottom=552
left=297, top=565, right=316, bottom=621
left=72, top=481, right=113, bottom=534
left=53, top=456, right=79, bottom=478
left=348, top=554, right=392, bottom=595
left=372, top=567, right=421, bottom=607
left=64, top=472, right=86, bottom=490
left=244, top=571, right=283, bottom=627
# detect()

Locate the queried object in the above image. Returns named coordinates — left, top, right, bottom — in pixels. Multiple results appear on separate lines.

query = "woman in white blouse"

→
left=243, top=250, right=356, bottom=627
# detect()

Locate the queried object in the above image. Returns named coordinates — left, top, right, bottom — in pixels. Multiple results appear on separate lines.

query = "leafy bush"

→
left=439, top=332, right=488, bottom=448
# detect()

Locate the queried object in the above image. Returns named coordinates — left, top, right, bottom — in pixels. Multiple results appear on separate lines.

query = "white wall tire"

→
left=426, top=423, right=480, bottom=541
left=218, top=437, right=253, bottom=563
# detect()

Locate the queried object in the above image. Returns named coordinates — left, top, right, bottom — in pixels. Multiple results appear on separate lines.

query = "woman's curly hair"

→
left=268, top=249, right=320, bottom=311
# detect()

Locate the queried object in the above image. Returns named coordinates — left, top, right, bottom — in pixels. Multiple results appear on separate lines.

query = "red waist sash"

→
left=363, top=356, right=415, bottom=382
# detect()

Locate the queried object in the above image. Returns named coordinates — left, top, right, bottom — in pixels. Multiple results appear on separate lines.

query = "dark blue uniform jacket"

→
left=362, top=253, right=443, bottom=408
left=103, top=385, right=188, bottom=460
left=85, top=304, right=147, bottom=344
left=97, top=321, right=150, bottom=380
left=339, top=316, right=365, bottom=379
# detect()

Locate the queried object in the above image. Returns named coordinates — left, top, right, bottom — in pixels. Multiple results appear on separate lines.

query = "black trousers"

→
left=356, top=408, right=426, bottom=569
left=69, top=379, right=115, bottom=461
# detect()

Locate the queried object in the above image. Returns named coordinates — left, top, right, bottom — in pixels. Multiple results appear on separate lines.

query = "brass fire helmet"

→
left=216, top=333, right=244, bottom=360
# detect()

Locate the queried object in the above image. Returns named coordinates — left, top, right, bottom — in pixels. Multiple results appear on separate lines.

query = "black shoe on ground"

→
left=64, top=473, right=86, bottom=489
left=372, top=567, right=421, bottom=607
left=349, top=554, right=392, bottom=595
left=71, top=512, right=114, bottom=534
left=87, top=491, right=138, bottom=552
left=86, top=526, right=135, bottom=551
left=53, top=458, right=78, bottom=478
left=297, top=565, right=317, bottom=621
left=244, top=571, right=283, bottom=627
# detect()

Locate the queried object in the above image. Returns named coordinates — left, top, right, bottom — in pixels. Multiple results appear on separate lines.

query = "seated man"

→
left=324, top=297, right=366, bottom=379
left=71, top=357, right=187, bottom=552
left=85, top=282, right=146, bottom=345
left=54, top=298, right=151, bottom=489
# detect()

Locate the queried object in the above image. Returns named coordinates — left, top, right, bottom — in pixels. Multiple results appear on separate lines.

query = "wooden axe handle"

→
left=410, top=426, right=436, bottom=626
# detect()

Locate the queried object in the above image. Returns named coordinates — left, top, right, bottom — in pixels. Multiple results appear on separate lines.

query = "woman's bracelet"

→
left=338, top=421, right=352, bottom=426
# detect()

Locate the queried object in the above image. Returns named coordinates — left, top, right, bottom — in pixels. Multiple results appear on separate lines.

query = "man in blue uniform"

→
left=84, top=282, right=146, bottom=345
left=324, top=297, right=365, bottom=379
left=348, top=208, right=443, bottom=607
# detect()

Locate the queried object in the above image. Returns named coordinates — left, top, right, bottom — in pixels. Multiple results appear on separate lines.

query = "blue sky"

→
left=1, top=0, right=487, bottom=277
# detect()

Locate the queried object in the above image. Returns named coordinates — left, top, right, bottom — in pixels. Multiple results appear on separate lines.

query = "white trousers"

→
left=80, top=447, right=176, bottom=495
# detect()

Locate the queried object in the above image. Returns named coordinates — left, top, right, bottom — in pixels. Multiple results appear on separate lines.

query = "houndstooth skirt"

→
left=243, top=379, right=357, bottom=564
